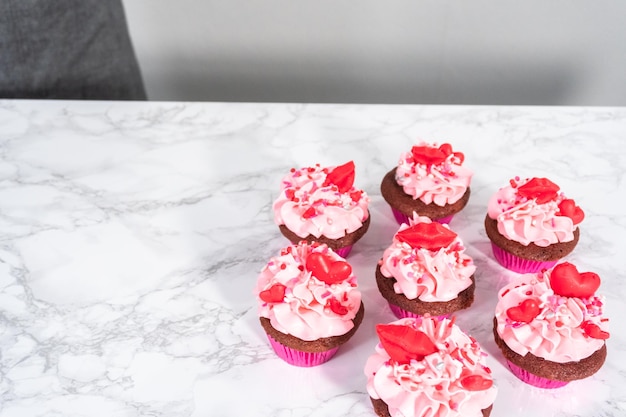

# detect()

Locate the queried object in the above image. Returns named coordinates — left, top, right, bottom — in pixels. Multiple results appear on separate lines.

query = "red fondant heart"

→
left=323, top=161, right=355, bottom=193
left=395, top=222, right=458, bottom=251
left=581, top=321, right=610, bottom=340
left=506, top=298, right=541, bottom=323
left=557, top=198, right=584, bottom=225
left=517, top=177, right=560, bottom=204
left=259, top=283, right=286, bottom=303
left=550, top=262, right=600, bottom=298
left=305, top=252, right=352, bottom=285
left=460, top=374, right=493, bottom=391
left=376, top=324, right=438, bottom=364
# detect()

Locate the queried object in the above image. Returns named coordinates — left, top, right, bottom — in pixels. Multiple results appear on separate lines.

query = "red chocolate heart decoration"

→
left=517, top=177, right=560, bottom=204
left=550, top=262, right=600, bottom=298
left=506, top=298, right=541, bottom=323
left=581, top=321, right=610, bottom=340
left=376, top=324, right=438, bottom=364
left=557, top=198, right=585, bottom=225
left=395, top=222, right=458, bottom=251
left=460, top=374, right=494, bottom=391
left=305, top=252, right=352, bottom=285
left=323, top=161, right=355, bottom=193
left=259, top=283, right=286, bottom=303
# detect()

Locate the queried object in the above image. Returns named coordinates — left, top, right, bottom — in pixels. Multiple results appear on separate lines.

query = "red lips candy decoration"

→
left=557, top=198, right=585, bottom=225
left=506, top=298, right=541, bottom=323
left=323, top=161, right=355, bottom=193
left=305, top=252, right=352, bottom=285
left=516, top=177, right=560, bottom=204
left=411, top=143, right=464, bottom=166
left=395, top=222, right=458, bottom=251
left=549, top=262, right=600, bottom=299
left=376, top=323, right=438, bottom=364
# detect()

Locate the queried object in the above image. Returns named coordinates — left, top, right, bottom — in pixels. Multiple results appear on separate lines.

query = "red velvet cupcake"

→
left=256, top=241, right=364, bottom=366
left=273, top=161, right=370, bottom=257
left=493, top=262, right=609, bottom=388
left=485, top=176, right=583, bottom=273
left=381, top=142, right=472, bottom=225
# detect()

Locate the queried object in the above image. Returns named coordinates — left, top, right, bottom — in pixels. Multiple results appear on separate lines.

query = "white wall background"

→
left=122, top=1, right=626, bottom=105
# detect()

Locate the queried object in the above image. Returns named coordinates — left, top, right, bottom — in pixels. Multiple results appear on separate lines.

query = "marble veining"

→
left=0, top=100, right=625, bottom=416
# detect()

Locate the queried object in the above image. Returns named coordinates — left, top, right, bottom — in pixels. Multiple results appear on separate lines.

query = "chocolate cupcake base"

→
left=380, top=168, right=470, bottom=222
left=484, top=215, right=579, bottom=262
left=375, top=264, right=475, bottom=317
left=278, top=212, right=371, bottom=255
left=493, top=317, right=607, bottom=383
left=260, top=302, right=365, bottom=353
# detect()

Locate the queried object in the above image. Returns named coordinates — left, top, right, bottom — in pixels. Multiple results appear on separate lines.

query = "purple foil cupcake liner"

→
left=490, top=243, right=557, bottom=273
left=334, top=245, right=353, bottom=258
left=388, top=303, right=450, bottom=321
left=506, top=360, right=568, bottom=389
left=266, top=334, right=339, bottom=367
left=390, top=207, right=453, bottom=226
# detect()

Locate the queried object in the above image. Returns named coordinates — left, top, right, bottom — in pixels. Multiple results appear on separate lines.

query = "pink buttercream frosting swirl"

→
left=273, top=164, right=370, bottom=239
left=487, top=177, right=579, bottom=247
left=365, top=317, right=497, bottom=417
left=495, top=267, right=608, bottom=363
left=395, top=142, right=473, bottom=206
left=379, top=215, right=475, bottom=302
left=256, top=242, right=361, bottom=341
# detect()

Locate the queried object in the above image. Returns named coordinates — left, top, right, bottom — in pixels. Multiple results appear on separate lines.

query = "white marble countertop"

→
left=0, top=100, right=624, bottom=417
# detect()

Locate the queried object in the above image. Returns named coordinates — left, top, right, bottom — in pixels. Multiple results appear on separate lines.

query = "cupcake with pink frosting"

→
left=381, top=142, right=472, bottom=225
left=493, top=262, right=609, bottom=388
left=485, top=176, right=584, bottom=273
left=365, top=316, right=497, bottom=417
left=376, top=215, right=476, bottom=319
left=273, top=161, right=370, bottom=257
left=256, top=241, right=364, bottom=367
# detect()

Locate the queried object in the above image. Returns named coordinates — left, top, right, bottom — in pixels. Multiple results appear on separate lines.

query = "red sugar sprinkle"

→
left=555, top=321, right=563, bottom=327
left=280, top=264, right=287, bottom=270
left=298, top=265, right=304, bottom=271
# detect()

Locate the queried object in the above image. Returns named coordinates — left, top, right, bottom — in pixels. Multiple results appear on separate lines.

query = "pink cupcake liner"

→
left=390, top=207, right=454, bottom=225
left=506, top=360, right=568, bottom=389
left=490, top=243, right=557, bottom=273
left=388, top=303, right=450, bottom=321
left=266, top=334, right=339, bottom=367
left=434, top=214, right=454, bottom=225
left=334, top=245, right=353, bottom=258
